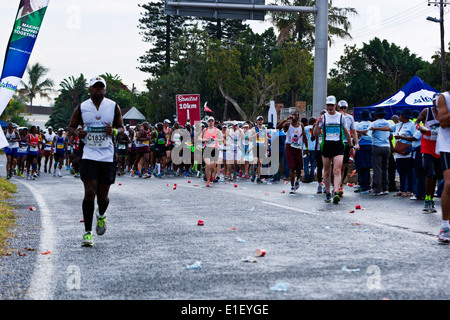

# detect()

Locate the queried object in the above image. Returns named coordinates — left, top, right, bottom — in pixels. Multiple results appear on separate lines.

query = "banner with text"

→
left=0, top=0, right=51, bottom=148
left=176, top=94, right=201, bottom=126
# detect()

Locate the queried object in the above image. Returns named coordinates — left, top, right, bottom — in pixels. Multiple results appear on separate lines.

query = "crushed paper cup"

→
left=197, top=220, right=204, bottom=226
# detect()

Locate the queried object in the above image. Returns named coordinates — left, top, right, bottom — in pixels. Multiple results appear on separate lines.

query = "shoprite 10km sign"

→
left=176, top=94, right=201, bottom=125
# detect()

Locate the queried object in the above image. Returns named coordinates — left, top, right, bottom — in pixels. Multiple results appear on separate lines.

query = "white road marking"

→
left=16, top=180, right=55, bottom=300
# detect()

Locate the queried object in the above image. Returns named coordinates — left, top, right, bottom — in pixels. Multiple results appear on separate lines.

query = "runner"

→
left=116, top=129, right=130, bottom=176
left=201, top=116, right=223, bottom=187
left=151, top=122, right=167, bottom=178
left=337, top=100, right=360, bottom=196
left=277, top=112, right=308, bottom=193
left=43, top=126, right=56, bottom=173
left=17, top=128, right=28, bottom=178
left=435, top=91, right=450, bottom=243
left=415, top=93, right=442, bottom=213
left=4, top=122, right=19, bottom=179
left=250, top=115, right=270, bottom=183
left=226, top=121, right=243, bottom=181
left=125, top=124, right=136, bottom=174
left=26, top=126, right=40, bottom=180
left=218, top=124, right=228, bottom=181
left=71, top=126, right=83, bottom=178
left=240, top=123, right=253, bottom=179
left=134, top=121, right=151, bottom=178
left=163, top=119, right=172, bottom=174
left=52, top=128, right=67, bottom=177
left=67, top=76, right=125, bottom=247
left=313, top=96, right=354, bottom=204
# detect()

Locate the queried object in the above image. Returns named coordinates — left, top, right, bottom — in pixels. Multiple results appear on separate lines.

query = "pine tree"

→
left=138, top=1, right=191, bottom=77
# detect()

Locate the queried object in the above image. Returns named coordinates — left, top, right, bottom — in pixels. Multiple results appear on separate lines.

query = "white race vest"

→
left=436, top=92, right=450, bottom=154
left=80, top=98, right=116, bottom=162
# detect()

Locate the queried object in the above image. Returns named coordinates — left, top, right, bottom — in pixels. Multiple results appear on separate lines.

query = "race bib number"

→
left=86, top=132, right=109, bottom=148
left=430, top=125, right=439, bottom=141
left=29, top=145, right=38, bottom=152
left=325, top=124, right=341, bottom=139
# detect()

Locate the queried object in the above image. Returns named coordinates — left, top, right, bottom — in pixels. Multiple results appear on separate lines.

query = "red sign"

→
left=176, top=94, right=201, bottom=126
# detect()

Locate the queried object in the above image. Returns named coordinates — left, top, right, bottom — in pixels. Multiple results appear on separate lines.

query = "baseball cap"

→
left=338, top=100, right=348, bottom=108
left=207, top=116, right=215, bottom=121
left=326, top=96, right=337, bottom=105
left=89, top=76, right=106, bottom=88
left=164, top=119, right=171, bottom=124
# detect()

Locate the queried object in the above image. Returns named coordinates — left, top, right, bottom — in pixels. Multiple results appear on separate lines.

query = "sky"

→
left=0, top=0, right=447, bottom=107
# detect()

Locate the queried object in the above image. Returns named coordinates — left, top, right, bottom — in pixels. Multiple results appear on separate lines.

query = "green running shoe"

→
left=325, top=193, right=332, bottom=203
left=81, top=231, right=94, bottom=247
left=333, top=193, right=341, bottom=204
left=95, top=208, right=107, bottom=236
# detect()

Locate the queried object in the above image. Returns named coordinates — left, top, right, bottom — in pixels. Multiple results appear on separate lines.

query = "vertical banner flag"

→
left=0, top=0, right=51, bottom=148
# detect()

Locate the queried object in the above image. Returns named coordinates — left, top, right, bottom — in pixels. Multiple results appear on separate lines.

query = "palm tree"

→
left=18, top=62, right=55, bottom=107
left=270, top=0, right=357, bottom=48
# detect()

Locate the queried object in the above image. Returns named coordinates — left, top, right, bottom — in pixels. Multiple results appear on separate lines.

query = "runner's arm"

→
left=437, top=95, right=450, bottom=128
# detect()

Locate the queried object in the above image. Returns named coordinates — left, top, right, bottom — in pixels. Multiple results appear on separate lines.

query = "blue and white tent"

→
left=354, top=75, right=440, bottom=121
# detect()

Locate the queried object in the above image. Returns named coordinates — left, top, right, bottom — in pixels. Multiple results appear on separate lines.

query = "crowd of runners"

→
left=2, top=91, right=450, bottom=244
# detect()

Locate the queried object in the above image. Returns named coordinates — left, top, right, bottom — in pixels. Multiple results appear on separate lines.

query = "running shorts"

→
left=203, top=147, right=218, bottom=162
left=136, top=146, right=149, bottom=154
left=321, top=140, right=345, bottom=159
left=285, top=144, right=303, bottom=171
left=4, top=147, right=17, bottom=157
left=440, top=152, right=450, bottom=173
left=80, top=159, right=117, bottom=185
left=423, top=153, right=443, bottom=180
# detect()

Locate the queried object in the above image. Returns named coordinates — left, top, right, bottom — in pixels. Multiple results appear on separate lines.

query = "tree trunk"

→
left=218, top=83, right=247, bottom=120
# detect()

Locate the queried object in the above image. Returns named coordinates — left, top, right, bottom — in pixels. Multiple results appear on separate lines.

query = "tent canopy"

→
left=123, top=107, right=146, bottom=120
left=353, top=75, right=440, bottom=121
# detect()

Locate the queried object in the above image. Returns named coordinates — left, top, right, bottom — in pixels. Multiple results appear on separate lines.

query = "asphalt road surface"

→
left=1, top=153, right=449, bottom=307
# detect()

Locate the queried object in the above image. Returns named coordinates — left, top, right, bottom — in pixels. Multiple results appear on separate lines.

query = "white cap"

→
left=89, top=76, right=106, bottom=88
left=164, top=119, right=171, bottom=124
left=338, top=100, right=348, bottom=108
left=207, top=116, right=215, bottom=121
left=232, top=121, right=238, bottom=125
left=326, top=96, right=336, bottom=105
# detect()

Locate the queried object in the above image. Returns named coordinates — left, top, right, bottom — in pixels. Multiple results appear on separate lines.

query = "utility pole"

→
left=439, top=0, right=447, bottom=91
left=428, top=0, right=448, bottom=91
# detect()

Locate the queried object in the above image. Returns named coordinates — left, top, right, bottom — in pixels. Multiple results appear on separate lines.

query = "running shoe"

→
left=244, top=174, right=249, bottom=179
left=422, top=200, right=431, bottom=213
left=333, top=193, right=341, bottom=204
left=6, top=175, right=11, bottom=180
left=290, top=187, right=295, bottom=194
left=429, top=200, right=437, bottom=213
left=325, top=193, right=332, bottom=203
left=438, top=228, right=450, bottom=244
left=338, top=188, right=344, bottom=197
left=143, top=173, right=151, bottom=179
left=81, top=231, right=94, bottom=247
left=206, top=181, right=211, bottom=187
left=251, top=175, right=256, bottom=182
left=294, top=180, right=300, bottom=191
left=95, top=208, right=107, bottom=236
left=317, top=185, right=322, bottom=194
left=256, top=178, right=263, bottom=184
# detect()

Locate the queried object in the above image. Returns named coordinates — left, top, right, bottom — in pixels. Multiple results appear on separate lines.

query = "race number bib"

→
left=86, top=127, right=109, bottom=148
left=325, top=124, right=341, bottom=139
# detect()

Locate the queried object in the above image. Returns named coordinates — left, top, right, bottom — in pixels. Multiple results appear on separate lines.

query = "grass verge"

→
left=0, top=177, right=17, bottom=256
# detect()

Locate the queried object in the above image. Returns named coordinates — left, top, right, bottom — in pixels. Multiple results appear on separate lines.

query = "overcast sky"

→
left=0, top=0, right=447, bottom=106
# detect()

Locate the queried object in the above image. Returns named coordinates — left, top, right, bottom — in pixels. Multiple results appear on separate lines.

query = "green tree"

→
left=138, top=1, right=191, bottom=77
left=328, top=38, right=428, bottom=108
left=46, top=74, right=88, bottom=129
left=270, top=0, right=357, bottom=49
left=18, top=62, right=55, bottom=107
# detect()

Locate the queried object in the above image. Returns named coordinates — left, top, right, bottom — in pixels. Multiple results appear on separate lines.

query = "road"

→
left=0, top=153, right=449, bottom=307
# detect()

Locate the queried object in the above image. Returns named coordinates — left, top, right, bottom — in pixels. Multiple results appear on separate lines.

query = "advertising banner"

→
left=0, top=0, right=50, bottom=148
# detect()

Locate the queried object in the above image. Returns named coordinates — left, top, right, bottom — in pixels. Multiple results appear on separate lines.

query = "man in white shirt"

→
left=68, top=76, right=124, bottom=247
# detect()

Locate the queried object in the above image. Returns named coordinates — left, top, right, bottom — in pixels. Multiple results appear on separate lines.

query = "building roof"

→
left=123, top=107, right=146, bottom=120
